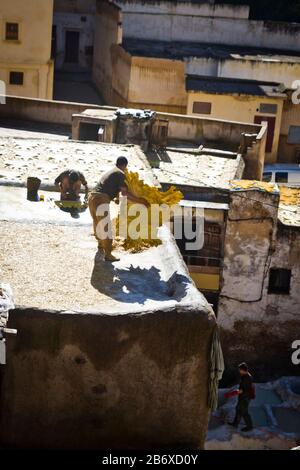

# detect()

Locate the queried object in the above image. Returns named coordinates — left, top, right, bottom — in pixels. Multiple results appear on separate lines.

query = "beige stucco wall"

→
left=126, top=56, right=187, bottom=114
left=0, top=0, right=54, bottom=99
left=111, top=45, right=132, bottom=106
left=187, top=91, right=284, bottom=163
left=0, top=62, right=54, bottom=100
left=103, top=45, right=187, bottom=113
left=95, top=42, right=187, bottom=112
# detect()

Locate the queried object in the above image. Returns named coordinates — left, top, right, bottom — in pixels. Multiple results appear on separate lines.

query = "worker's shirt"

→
left=239, top=374, right=253, bottom=401
left=93, top=167, right=127, bottom=200
left=54, top=170, right=87, bottom=188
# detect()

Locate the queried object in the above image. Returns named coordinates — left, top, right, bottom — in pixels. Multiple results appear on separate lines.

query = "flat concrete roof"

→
left=0, top=136, right=157, bottom=189
left=122, top=38, right=300, bottom=63
left=153, top=150, right=242, bottom=190
left=0, top=188, right=210, bottom=315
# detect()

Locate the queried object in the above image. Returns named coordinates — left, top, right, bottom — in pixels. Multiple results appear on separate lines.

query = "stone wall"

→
left=0, top=305, right=215, bottom=449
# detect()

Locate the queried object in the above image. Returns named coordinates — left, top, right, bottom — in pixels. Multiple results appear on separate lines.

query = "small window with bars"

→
left=9, top=71, right=24, bottom=85
left=268, top=268, right=291, bottom=295
left=5, top=22, right=19, bottom=41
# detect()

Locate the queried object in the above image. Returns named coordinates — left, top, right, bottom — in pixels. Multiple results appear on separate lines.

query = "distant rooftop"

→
left=186, top=75, right=286, bottom=98
left=153, top=149, right=243, bottom=190
left=122, top=38, right=300, bottom=63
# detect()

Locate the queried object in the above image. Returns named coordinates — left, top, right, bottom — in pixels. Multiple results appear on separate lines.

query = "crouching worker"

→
left=228, top=362, right=254, bottom=432
left=55, top=169, right=88, bottom=202
left=88, top=156, right=148, bottom=262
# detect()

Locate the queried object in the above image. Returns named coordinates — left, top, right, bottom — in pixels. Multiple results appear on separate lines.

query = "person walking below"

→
left=228, top=362, right=254, bottom=432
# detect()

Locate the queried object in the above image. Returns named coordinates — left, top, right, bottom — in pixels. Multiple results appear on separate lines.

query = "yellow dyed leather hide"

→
left=116, top=171, right=183, bottom=252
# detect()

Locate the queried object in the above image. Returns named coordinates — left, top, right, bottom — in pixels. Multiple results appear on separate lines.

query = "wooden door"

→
left=254, top=115, right=276, bottom=153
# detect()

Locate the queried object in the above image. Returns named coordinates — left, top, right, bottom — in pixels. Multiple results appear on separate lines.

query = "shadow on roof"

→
left=90, top=253, right=190, bottom=305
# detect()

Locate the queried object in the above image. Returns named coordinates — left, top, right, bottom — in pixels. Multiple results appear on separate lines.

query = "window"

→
left=263, top=172, right=272, bottom=182
left=287, top=126, right=300, bottom=144
left=275, top=172, right=288, bottom=183
left=259, top=103, right=278, bottom=115
left=5, top=22, right=19, bottom=41
left=9, top=71, right=24, bottom=85
left=268, top=268, right=291, bottom=295
left=192, top=101, right=212, bottom=115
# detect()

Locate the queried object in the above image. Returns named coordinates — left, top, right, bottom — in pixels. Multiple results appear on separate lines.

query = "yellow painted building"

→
left=0, top=0, right=54, bottom=99
left=186, top=76, right=286, bottom=164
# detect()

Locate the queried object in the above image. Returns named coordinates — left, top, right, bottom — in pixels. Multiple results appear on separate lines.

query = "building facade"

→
left=186, top=76, right=286, bottom=164
left=91, top=0, right=300, bottom=164
left=53, top=0, right=96, bottom=70
left=218, top=182, right=300, bottom=381
left=0, top=0, right=54, bottom=99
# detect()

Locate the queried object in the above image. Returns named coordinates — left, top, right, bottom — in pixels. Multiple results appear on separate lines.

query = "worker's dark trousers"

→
left=233, top=398, right=253, bottom=428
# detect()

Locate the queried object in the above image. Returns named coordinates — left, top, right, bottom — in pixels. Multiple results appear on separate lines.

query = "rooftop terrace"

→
left=0, top=187, right=209, bottom=315
left=0, top=136, right=156, bottom=189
